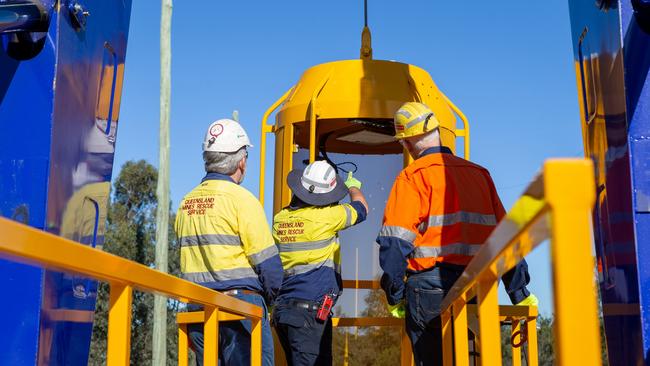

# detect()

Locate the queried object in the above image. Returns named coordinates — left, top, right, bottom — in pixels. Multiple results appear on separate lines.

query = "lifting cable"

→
left=364, top=0, right=368, bottom=27
left=319, top=132, right=358, bottom=174
left=302, top=132, right=359, bottom=175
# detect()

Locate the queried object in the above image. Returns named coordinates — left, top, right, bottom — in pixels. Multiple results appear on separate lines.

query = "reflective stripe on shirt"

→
left=248, top=245, right=279, bottom=266
left=283, top=259, right=340, bottom=277
left=419, top=212, right=497, bottom=232
left=409, top=243, right=483, bottom=259
left=183, top=267, right=258, bottom=283
left=343, top=205, right=353, bottom=228
left=276, top=237, right=336, bottom=252
left=179, top=234, right=241, bottom=247
left=379, top=225, right=417, bottom=243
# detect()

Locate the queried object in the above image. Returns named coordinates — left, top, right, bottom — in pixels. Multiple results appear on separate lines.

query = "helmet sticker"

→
left=209, top=123, right=224, bottom=138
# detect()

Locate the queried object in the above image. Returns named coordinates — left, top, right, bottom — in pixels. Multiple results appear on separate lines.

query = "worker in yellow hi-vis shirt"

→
left=175, top=119, right=283, bottom=366
left=272, top=160, right=368, bottom=365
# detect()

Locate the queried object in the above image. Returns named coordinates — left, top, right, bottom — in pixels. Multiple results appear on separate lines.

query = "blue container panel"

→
left=0, top=0, right=132, bottom=364
left=567, top=0, right=648, bottom=364
left=621, top=0, right=650, bottom=358
left=0, top=4, right=58, bottom=364
left=37, top=1, right=132, bottom=364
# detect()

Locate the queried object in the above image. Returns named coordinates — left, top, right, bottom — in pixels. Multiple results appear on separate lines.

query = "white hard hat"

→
left=301, top=160, right=338, bottom=194
left=286, top=160, right=348, bottom=206
left=202, top=119, right=253, bottom=153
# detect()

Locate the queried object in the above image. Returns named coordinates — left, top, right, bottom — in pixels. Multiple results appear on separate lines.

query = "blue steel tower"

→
left=568, top=0, right=650, bottom=364
left=0, top=1, right=132, bottom=364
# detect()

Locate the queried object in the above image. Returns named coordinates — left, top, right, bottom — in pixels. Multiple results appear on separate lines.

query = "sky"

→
left=113, top=0, right=584, bottom=316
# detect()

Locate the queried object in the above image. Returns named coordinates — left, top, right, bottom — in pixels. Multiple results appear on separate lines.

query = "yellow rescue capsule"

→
left=259, top=29, right=470, bottom=213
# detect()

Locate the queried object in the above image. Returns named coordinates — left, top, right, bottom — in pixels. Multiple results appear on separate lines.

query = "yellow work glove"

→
left=516, top=293, right=539, bottom=307
left=388, top=301, right=406, bottom=318
left=345, top=171, right=362, bottom=190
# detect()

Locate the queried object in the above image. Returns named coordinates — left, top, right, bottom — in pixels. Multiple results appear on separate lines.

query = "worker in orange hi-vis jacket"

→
left=376, top=102, right=538, bottom=366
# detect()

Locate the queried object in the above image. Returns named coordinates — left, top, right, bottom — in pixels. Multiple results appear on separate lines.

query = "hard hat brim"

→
left=286, top=168, right=348, bottom=207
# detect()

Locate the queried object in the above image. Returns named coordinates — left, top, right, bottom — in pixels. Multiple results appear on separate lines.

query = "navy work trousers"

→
left=405, top=260, right=530, bottom=365
left=187, top=293, right=274, bottom=366
left=272, top=299, right=333, bottom=366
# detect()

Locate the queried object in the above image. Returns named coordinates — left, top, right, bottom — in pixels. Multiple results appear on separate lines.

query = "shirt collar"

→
left=420, top=146, right=453, bottom=158
left=202, top=172, right=236, bottom=184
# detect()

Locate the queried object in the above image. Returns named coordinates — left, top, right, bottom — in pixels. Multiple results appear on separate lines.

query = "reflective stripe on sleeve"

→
left=182, top=267, right=258, bottom=283
left=409, top=243, right=483, bottom=259
left=276, top=237, right=336, bottom=252
left=283, top=259, right=338, bottom=277
left=180, top=234, right=241, bottom=247
left=378, top=225, right=417, bottom=243
left=247, top=245, right=279, bottom=265
left=343, top=205, right=353, bottom=228
left=421, top=212, right=497, bottom=231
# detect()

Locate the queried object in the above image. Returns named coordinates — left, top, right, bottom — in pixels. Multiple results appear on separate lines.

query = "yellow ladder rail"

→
left=0, top=217, right=264, bottom=366
left=439, top=158, right=600, bottom=366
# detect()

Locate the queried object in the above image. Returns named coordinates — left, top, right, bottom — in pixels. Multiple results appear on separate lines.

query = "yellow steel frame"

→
left=176, top=282, right=539, bottom=366
left=439, top=89, right=471, bottom=160
left=177, top=279, right=415, bottom=366
left=439, top=159, right=601, bottom=366
left=0, top=217, right=264, bottom=366
left=308, top=74, right=331, bottom=163
left=259, top=87, right=294, bottom=206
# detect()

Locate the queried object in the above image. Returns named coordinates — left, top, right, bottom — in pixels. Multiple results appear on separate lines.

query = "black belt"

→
left=222, top=289, right=259, bottom=296
left=408, top=262, right=465, bottom=278
left=284, top=299, right=319, bottom=311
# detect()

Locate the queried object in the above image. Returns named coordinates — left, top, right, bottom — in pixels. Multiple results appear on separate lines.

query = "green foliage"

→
left=331, top=289, right=610, bottom=366
left=88, top=160, right=181, bottom=365
left=332, top=290, right=401, bottom=365
left=500, top=316, right=554, bottom=366
left=500, top=313, right=608, bottom=366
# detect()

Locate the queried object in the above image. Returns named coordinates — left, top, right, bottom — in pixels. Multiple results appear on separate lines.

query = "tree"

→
left=500, top=314, right=608, bottom=366
left=500, top=316, right=554, bottom=366
left=88, top=160, right=181, bottom=365
left=331, top=288, right=611, bottom=366
left=332, top=290, right=401, bottom=365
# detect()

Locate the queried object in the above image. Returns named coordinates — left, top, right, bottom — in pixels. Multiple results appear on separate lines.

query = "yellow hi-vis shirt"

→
left=272, top=202, right=364, bottom=302
left=175, top=174, right=283, bottom=299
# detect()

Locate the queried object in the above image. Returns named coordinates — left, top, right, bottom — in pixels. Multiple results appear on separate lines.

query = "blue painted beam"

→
left=0, top=1, right=132, bottom=364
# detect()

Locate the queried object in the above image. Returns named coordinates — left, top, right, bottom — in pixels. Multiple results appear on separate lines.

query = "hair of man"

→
left=203, top=148, right=247, bottom=175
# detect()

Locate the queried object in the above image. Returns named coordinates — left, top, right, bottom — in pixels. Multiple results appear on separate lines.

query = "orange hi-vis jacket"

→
left=376, top=146, right=505, bottom=304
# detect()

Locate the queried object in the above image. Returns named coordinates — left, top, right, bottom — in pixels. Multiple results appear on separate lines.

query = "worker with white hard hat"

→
left=175, top=118, right=282, bottom=366
left=272, top=160, right=369, bottom=365
left=377, top=102, right=537, bottom=365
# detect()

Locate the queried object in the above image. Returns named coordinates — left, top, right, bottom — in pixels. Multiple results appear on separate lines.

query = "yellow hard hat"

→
left=393, top=102, right=441, bottom=139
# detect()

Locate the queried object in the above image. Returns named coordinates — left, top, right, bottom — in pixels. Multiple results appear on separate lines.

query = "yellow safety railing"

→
left=175, top=280, right=539, bottom=366
left=439, top=158, right=601, bottom=366
left=177, top=279, right=414, bottom=366
left=0, top=217, right=264, bottom=366
left=258, top=86, right=294, bottom=206
left=439, top=90, right=471, bottom=160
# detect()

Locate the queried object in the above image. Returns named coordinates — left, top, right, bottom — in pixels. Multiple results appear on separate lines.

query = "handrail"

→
left=258, top=86, right=294, bottom=205
left=175, top=278, right=539, bottom=366
left=439, top=159, right=601, bottom=366
left=439, top=90, right=470, bottom=160
left=0, top=217, right=264, bottom=366
left=177, top=277, right=411, bottom=365
left=308, top=73, right=331, bottom=163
